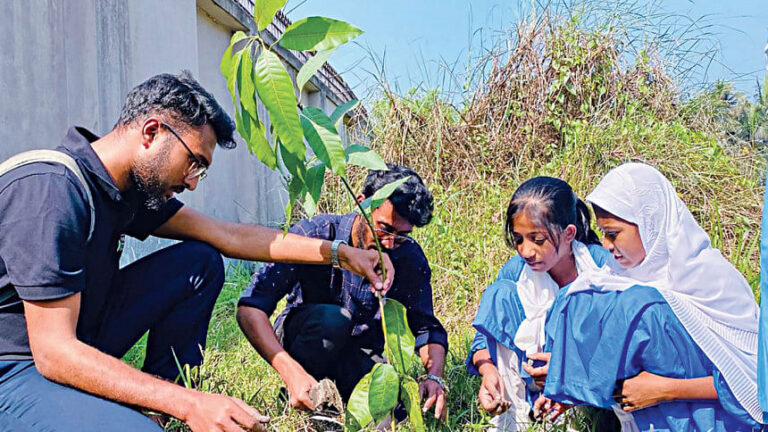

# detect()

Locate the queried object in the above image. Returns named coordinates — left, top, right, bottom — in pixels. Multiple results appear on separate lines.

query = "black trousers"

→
left=91, top=240, right=225, bottom=380
left=0, top=241, right=225, bottom=431
left=282, top=303, right=384, bottom=400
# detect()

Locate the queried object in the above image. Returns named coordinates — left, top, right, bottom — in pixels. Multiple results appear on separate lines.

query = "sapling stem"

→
left=340, top=176, right=388, bottom=290
left=340, top=176, right=394, bottom=395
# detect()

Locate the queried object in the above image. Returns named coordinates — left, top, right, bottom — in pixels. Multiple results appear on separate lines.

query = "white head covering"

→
left=569, top=162, right=761, bottom=422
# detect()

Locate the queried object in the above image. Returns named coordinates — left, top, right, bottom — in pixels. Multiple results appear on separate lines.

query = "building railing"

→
left=234, top=0, right=358, bottom=104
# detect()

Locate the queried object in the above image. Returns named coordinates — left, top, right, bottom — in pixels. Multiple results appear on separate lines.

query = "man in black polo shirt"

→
left=0, top=72, right=392, bottom=432
left=237, top=165, right=449, bottom=422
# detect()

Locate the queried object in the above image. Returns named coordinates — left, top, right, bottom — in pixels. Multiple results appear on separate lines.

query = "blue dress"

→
left=544, top=284, right=761, bottom=431
left=465, top=244, right=613, bottom=407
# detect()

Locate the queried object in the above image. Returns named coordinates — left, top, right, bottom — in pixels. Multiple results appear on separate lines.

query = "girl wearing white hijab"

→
left=542, top=163, right=762, bottom=431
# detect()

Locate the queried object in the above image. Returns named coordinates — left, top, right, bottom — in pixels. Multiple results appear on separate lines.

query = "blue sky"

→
left=286, top=0, right=768, bottom=100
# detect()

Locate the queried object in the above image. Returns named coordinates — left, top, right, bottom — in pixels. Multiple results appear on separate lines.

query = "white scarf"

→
left=512, top=241, right=602, bottom=356
left=567, top=162, right=762, bottom=423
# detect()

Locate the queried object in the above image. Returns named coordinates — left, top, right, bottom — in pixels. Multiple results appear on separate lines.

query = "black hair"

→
left=503, top=176, right=600, bottom=249
left=116, top=71, right=236, bottom=149
left=362, top=163, right=433, bottom=227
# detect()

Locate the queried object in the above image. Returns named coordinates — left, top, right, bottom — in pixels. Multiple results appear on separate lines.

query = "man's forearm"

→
left=419, top=343, right=446, bottom=376
left=155, top=207, right=334, bottom=264
left=35, top=337, right=197, bottom=421
left=155, top=207, right=392, bottom=290
left=236, top=306, right=305, bottom=378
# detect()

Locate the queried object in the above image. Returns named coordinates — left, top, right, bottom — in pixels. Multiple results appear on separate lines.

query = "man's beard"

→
left=354, top=217, right=389, bottom=251
left=130, top=154, right=170, bottom=211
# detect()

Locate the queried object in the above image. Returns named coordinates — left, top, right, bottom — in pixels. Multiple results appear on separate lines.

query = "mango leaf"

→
left=346, top=145, right=388, bottom=171
left=278, top=139, right=306, bottom=183
left=368, top=363, right=400, bottom=424
left=221, top=32, right=248, bottom=148
left=301, top=107, right=346, bottom=176
left=241, top=108, right=276, bottom=169
left=296, top=48, right=337, bottom=92
left=345, top=366, right=376, bottom=431
left=400, top=376, right=425, bottom=432
left=356, top=176, right=410, bottom=214
left=284, top=174, right=306, bottom=233
left=302, top=163, right=325, bottom=217
left=330, top=99, right=360, bottom=127
left=228, top=47, right=275, bottom=169
left=238, top=47, right=258, bottom=115
left=235, top=100, right=273, bottom=167
left=383, top=298, right=416, bottom=374
left=278, top=17, right=363, bottom=51
left=253, top=49, right=305, bottom=160
left=254, top=0, right=286, bottom=31
left=220, top=31, right=249, bottom=96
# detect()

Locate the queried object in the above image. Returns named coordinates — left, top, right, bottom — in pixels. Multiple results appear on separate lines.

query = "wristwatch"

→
left=418, top=374, right=449, bottom=393
left=331, top=239, right=347, bottom=269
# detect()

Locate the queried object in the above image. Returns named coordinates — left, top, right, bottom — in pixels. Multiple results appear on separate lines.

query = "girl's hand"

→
left=533, top=395, right=571, bottom=421
left=478, top=366, right=510, bottom=415
left=522, top=352, right=550, bottom=389
left=614, top=371, right=672, bottom=412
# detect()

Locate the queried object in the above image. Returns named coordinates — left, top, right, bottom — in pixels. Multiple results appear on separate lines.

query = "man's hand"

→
left=338, top=244, right=394, bottom=294
left=521, top=352, right=550, bottom=389
left=532, top=395, right=570, bottom=422
left=24, top=294, right=270, bottom=432
left=419, top=378, right=447, bottom=421
left=477, top=366, right=510, bottom=415
left=282, top=369, right=318, bottom=411
left=183, top=392, right=269, bottom=432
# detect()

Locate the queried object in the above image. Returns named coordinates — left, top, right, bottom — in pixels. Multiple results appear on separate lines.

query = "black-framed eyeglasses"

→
left=374, top=227, right=413, bottom=245
left=160, top=122, right=208, bottom=181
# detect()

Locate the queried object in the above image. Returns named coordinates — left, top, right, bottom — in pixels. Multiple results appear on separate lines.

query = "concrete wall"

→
left=0, top=0, right=355, bottom=265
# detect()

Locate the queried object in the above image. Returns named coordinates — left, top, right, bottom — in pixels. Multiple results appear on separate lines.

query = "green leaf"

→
left=278, top=140, right=306, bottom=183
left=400, top=376, right=425, bottom=432
left=302, top=163, right=325, bottom=217
left=220, top=31, right=249, bottom=98
left=222, top=32, right=249, bottom=150
left=278, top=17, right=363, bottom=51
left=228, top=46, right=276, bottom=169
left=368, top=363, right=400, bottom=423
left=330, top=99, right=360, bottom=127
left=345, top=366, right=376, bottom=431
left=346, top=145, right=388, bottom=171
left=283, top=174, right=305, bottom=233
left=254, top=0, right=286, bottom=31
left=253, top=49, right=305, bottom=160
left=241, top=107, right=276, bottom=169
left=238, top=47, right=258, bottom=115
left=300, top=107, right=347, bottom=176
left=357, top=176, right=410, bottom=214
left=383, top=298, right=416, bottom=374
left=296, top=48, right=337, bottom=92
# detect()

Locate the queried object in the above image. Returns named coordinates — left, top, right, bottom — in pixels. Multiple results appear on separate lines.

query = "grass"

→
left=123, top=180, right=762, bottom=432
left=124, top=1, right=767, bottom=430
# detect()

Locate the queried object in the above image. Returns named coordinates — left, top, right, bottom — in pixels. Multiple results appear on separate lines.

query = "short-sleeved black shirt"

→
left=0, top=127, right=183, bottom=360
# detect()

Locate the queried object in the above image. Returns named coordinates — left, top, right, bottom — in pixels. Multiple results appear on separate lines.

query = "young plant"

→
left=219, top=2, right=425, bottom=431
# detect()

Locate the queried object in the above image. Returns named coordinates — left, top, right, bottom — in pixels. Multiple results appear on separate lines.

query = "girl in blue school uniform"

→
left=542, top=163, right=763, bottom=432
left=466, top=176, right=616, bottom=431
